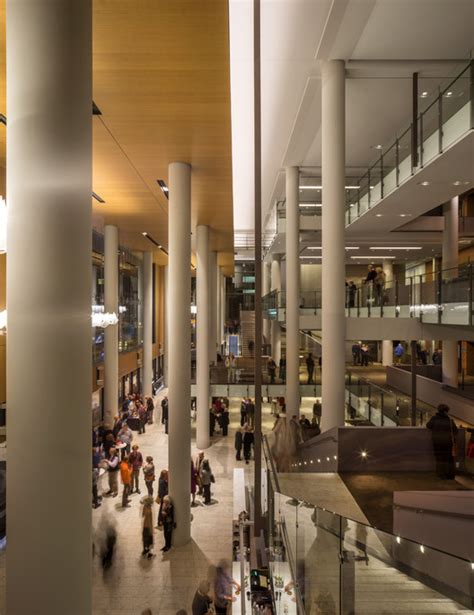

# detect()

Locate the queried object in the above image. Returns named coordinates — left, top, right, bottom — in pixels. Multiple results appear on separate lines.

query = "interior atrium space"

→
left=0, top=0, right=474, bottom=613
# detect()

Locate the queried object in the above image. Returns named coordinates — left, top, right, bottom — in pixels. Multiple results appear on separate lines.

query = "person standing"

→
left=427, top=404, right=458, bottom=479
left=243, top=426, right=254, bottom=464
left=195, top=451, right=205, bottom=496
left=360, top=344, right=369, bottom=367
left=120, top=455, right=132, bottom=508
left=306, top=353, right=315, bottom=384
left=234, top=427, right=243, bottom=461
left=156, top=469, right=169, bottom=526
left=199, top=459, right=213, bottom=505
left=191, top=459, right=197, bottom=506
left=192, top=580, right=213, bottom=615
left=394, top=342, right=404, bottom=364
left=129, top=444, right=143, bottom=494
left=92, top=466, right=101, bottom=509
left=143, top=456, right=155, bottom=497
left=146, top=395, right=155, bottom=424
left=161, top=396, right=169, bottom=425
left=221, top=407, right=230, bottom=437
left=240, top=398, right=248, bottom=427
left=279, top=355, right=286, bottom=383
left=158, top=495, right=174, bottom=552
left=352, top=342, right=361, bottom=366
left=105, top=447, right=120, bottom=497
left=267, top=357, right=277, bottom=384
left=117, top=423, right=133, bottom=457
left=138, top=402, right=147, bottom=435
left=214, top=561, right=240, bottom=614
left=348, top=281, right=357, bottom=308
left=141, top=497, right=155, bottom=559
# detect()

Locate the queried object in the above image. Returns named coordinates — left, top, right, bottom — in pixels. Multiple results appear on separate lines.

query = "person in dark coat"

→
left=306, top=353, right=315, bottom=384
left=221, top=408, right=230, bottom=436
left=426, top=404, right=458, bottom=479
left=243, top=426, right=254, bottom=464
left=161, top=396, right=168, bottom=425
left=240, top=398, right=248, bottom=427
left=158, top=495, right=174, bottom=552
left=209, top=408, right=216, bottom=437
left=234, top=428, right=243, bottom=461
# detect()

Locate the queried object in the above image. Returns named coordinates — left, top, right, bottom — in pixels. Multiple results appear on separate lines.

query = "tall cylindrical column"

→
left=104, top=225, right=119, bottom=427
left=286, top=166, right=301, bottom=416
left=220, top=271, right=226, bottom=343
left=321, top=60, right=346, bottom=431
left=168, top=161, right=192, bottom=546
left=271, top=256, right=282, bottom=365
left=262, top=261, right=271, bottom=346
left=382, top=259, right=394, bottom=366
left=442, top=197, right=459, bottom=387
left=215, top=260, right=222, bottom=355
left=196, top=225, right=210, bottom=449
left=209, top=250, right=217, bottom=363
left=6, top=1, right=92, bottom=612
left=143, top=251, right=153, bottom=398
left=164, top=265, right=169, bottom=386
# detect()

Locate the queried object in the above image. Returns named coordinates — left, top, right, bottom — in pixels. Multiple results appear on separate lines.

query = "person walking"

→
left=306, top=353, right=315, bottom=384
left=199, top=459, right=214, bottom=505
left=427, top=404, right=458, bottom=479
left=129, top=444, right=143, bottom=494
left=143, top=456, right=155, bottom=496
left=243, top=426, right=254, bottom=464
left=158, top=495, right=174, bottom=552
left=240, top=398, right=248, bottom=427
left=267, top=357, right=277, bottom=384
left=105, top=447, right=120, bottom=497
left=141, top=497, right=155, bottom=559
left=234, top=427, right=243, bottom=461
left=192, top=580, right=213, bottom=615
left=246, top=399, right=255, bottom=429
left=394, top=342, right=404, bottom=364
left=120, top=455, right=132, bottom=507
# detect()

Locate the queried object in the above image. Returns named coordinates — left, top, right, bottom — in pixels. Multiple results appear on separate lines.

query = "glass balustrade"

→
left=345, top=59, right=473, bottom=224
left=262, top=437, right=474, bottom=614
left=263, top=264, right=474, bottom=326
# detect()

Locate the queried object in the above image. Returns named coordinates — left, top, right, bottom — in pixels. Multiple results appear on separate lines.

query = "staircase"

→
left=240, top=309, right=255, bottom=358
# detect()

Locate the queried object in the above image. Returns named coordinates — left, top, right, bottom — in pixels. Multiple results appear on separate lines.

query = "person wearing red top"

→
left=129, top=444, right=144, bottom=494
left=120, top=456, right=132, bottom=507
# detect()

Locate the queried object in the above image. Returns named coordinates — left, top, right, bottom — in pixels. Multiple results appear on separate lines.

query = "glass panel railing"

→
left=346, top=59, right=472, bottom=225
left=263, top=436, right=474, bottom=614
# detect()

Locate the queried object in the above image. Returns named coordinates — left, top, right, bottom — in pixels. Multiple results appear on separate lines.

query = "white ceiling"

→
left=229, top=0, right=474, bottom=233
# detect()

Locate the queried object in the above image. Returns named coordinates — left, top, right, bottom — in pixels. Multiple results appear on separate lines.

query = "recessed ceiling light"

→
left=418, top=181, right=430, bottom=186
left=375, top=214, right=383, bottom=217
left=420, top=91, right=428, bottom=98
left=445, top=91, right=453, bottom=97
left=372, top=144, right=383, bottom=150
left=92, top=192, right=105, bottom=204
left=370, top=247, right=421, bottom=251
left=352, top=256, right=396, bottom=260
left=453, top=180, right=470, bottom=186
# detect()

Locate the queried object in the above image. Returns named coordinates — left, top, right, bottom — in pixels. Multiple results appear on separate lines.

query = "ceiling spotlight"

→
left=157, top=179, right=169, bottom=199
left=375, top=214, right=383, bottom=218
left=420, top=91, right=428, bottom=98
left=418, top=181, right=431, bottom=186
left=372, top=144, right=383, bottom=150
left=445, top=91, right=453, bottom=97
left=92, top=192, right=105, bottom=204
left=453, top=180, right=470, bottom=186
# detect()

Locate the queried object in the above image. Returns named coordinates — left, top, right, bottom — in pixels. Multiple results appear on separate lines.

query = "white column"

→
left=442, top=197, right=459, bottom=387
left=209, top=250, right=217, bottom=363
left=215, top=260, right=222, bottom=355
left=271, top=256, right=282, bottom=365
left=142, top=251, right=153, bottom=398
left=262, top=260, right=271, bottom=346
left=382, top=259, right=394, bottom=366
left=286, top=166, right=301, bottom=416
left=104, top=225, right=119, bottom=427
left=196, top=225, right=210, bottom=449
left=163, top=265, right=169, bottom=386
left=6, top=0, right=92, bottom=612
left=168, top=161, right=192, bottom=546
left=220, top=271, right=226, bottom=343
left=321, top=60, right=346, bottom=431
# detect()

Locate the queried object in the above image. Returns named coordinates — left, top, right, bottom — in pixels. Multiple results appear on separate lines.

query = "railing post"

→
left=438, top=88, right=443, bottom=154
left=367, top=168, right=371, bottom=208
left=380, top=152, right=384, bottom=199
left=470, top=58, right=474, bottom=130
left=395, top=278, right=399, bottom=317
left=395, top=137, right=400, bottom=186
left=437, top=269, right=442, bottom=325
